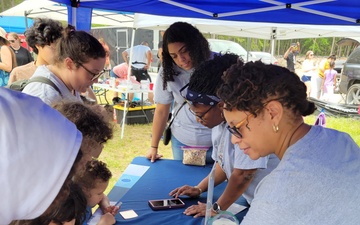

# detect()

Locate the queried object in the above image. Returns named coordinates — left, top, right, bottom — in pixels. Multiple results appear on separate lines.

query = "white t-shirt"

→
left=240, top=126, right=360, bottom=225
left=211, top=122, right=280, bottom=203
left=22, top=65, right=82, bottom=105
left=126, top=45, right=151, bottom=69
left=154, top=66, right=212, bottom=147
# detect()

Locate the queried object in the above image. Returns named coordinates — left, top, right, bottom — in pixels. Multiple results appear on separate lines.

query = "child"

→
left=74, top=159, right=119, bottom=225
left=321, top=61, right=337, bottom=101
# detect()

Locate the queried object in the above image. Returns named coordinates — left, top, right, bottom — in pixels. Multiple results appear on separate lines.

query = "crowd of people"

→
left=1, top=17, right=360, bottom=225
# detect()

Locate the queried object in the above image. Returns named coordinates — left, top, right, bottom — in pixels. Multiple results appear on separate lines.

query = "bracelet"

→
left=151, top=146, right=158, bottom=149
left=194, top=186, right=202, bottom=195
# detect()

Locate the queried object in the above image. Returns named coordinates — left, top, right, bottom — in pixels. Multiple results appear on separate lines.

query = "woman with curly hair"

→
left=217, top=61, right=360, bottom=224
left=147, top=22, right=213, bottom=163
left=8, top=18, right=63, bottom=84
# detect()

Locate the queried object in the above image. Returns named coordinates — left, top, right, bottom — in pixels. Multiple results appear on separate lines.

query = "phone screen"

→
left=151, top=199, right=183, bottom=206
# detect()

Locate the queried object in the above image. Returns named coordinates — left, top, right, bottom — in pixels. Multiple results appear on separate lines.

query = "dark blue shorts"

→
left=301, top=75, right=312, bottom=82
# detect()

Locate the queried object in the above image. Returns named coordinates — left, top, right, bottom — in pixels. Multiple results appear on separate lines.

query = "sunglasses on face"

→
left=8, top=40, right=16, bottom=43
left=78, top=63, right=106, bottom=81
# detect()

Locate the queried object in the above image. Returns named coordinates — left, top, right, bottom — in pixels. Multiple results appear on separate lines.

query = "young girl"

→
left=321, top=61, right=337, bottom=101
left=74, top=159, right=119, bottom=225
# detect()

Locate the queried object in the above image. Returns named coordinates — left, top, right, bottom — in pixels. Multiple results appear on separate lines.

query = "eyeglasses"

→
left=188, top=105, right=214, bottom=121
left=78, top=63, right=105, bottom=81
left=227, top=113, right=255, bottom=139
left=8, top=40, right=16, bottom=43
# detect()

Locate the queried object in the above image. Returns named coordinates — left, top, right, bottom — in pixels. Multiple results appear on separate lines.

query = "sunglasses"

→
left=78, top=63, right=106, bottom=81
left=8, top=40, right=16, bottom=43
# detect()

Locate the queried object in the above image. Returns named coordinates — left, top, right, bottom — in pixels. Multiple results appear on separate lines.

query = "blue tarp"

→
left=0, top=16, right=33, bottom=33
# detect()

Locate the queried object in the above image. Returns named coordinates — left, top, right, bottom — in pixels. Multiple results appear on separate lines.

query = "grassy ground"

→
left=98, top=113, right=360, bottom=196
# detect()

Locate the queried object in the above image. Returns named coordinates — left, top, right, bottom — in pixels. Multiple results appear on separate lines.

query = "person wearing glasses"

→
left=301, top=50, right=317, bottom=97
left=169, top=54, right=279, bottom=222
left=23, top=24, right=106, bottom=106
left=146, top=22, right=213, bottom=163
left=217, top=60, right=360, bottom=225
left=7, top=32, right=33, bottom=67
left=0, top=27, right=17, bottom=86
left=8, top=18, right=63, bottom=85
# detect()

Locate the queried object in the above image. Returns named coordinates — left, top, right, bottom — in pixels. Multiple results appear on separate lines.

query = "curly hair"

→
left=161, top=22, right=211, bottom=89
left=54, top=25, right=106, bottom=66
left=188, top=53, right=242, bottom=98
left=73, top=159, right=112, bottom=191
left=52, top=101, right=113, bottom=144
left=24, top=18, right=63, bottom=54
left=217, top=61, right=316, bottom=118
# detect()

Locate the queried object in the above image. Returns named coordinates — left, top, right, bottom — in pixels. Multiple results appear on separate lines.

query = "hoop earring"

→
left=273, top=124, right=279, bottom=133
left=220, top=112, right=224, bottom=119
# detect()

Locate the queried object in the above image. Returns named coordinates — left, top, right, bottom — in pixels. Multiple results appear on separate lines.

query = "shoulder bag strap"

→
left=27, top=77, right=63, bottom=97
left=168, top=101, right=186, bottom=127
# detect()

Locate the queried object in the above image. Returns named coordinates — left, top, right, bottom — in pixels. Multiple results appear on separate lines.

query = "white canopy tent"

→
left=0, top=0, right=134, bottom=28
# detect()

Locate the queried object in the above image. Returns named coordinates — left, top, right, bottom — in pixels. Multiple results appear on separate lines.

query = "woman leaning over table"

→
left=146, top=22, right=213, bottom=163
left=0, top=27, right=16, bottom=86
left=217, top=60, right=360, bottom=225
left=23, top=25, right=106, bottom=106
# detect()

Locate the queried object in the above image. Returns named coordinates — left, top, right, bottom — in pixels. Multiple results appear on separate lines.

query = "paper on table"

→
left=227, top=203, right=248, bottom=215
left=120, top=209, right=138, bottom=219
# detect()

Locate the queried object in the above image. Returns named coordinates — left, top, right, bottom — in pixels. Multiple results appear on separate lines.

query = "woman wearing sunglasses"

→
left=7, top=32, right=33, bottom=67
left=169, top=54, right=279, bottom=222
left=23, top=25, right=106, bottom=106
left=147, top=22, right=213, bottom=163
left=217, top=61, right=360, bottom=225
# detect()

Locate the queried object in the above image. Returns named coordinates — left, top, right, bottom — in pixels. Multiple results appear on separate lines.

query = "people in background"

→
left=301, top=50, right=317, bottom=97
left=122, top=41, right=152, bottom=82
left=146, top=22, right=213, bottom=163
left=23, top=25, right=106, bottom=106
left=283, top=42, right=300, bottom=73
left=99, top=37, right=111, bottom=70
left=8, top=18, right=63, bottom=85
left=74, top=159, right=119, bottom=225
left=0, top=27, right=16, bottom=86
left=7, top=32, right=33, bottom=67
left=0, top=87, right=85, bottom=224
left=157, top=40, right=163, bottom=71
left=321, top=61, right=337, bottom=101
left=217, top=60, right=360, bottom=225
left=169, top=54, right=279, bottom=222
left=311, top=54, right=336, bottom=99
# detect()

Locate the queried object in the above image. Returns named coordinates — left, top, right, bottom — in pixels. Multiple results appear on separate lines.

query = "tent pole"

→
left=121, top=27, right=136, bottom=139
left=270, top=27, right=276, bottom=63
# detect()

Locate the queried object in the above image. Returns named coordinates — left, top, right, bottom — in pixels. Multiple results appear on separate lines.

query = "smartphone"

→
left=148, top=198, right=185, bottom=211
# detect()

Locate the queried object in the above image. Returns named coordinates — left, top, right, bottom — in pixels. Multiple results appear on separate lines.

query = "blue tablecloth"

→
left=108, top=157, right=247, bottom=225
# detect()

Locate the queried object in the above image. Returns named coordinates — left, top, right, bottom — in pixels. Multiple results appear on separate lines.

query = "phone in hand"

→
left=148, top=198, right=185, bottom=211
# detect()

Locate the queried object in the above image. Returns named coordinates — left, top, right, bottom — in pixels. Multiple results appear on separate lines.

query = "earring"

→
left=220, top=112, right=224, bottom=119
left=273, top=124, right=279, bottom=133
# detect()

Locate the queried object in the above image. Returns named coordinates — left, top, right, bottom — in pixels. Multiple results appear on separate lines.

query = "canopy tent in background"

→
left=0, top=0, right=134, bottom=31
left=54, top=0, right=360, bottom=26
left=0, top=16, right=33, bottom=33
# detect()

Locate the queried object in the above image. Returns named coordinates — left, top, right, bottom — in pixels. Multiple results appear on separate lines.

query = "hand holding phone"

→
left=148, top=198, right=185, bottom=211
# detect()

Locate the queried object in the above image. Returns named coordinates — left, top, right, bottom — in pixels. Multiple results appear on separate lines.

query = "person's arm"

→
left=0, top=46, right=13, bottom=72
left=8, top=69, right=17, bottom=85
left=333, top=71, right=337, bottom=88
left=296, top=41, right=301, bottom=53
left=146, top=103, right=171, bottom=162
left=122, top=50, right=129, bottom=64
left=145, top=50, right=152, bottom=70
left=216, top=168, right=257, bottom=211
left=169, top=162, right=226, bottom=198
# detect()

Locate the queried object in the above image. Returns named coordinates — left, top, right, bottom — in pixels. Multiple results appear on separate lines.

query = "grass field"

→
left=98, top=108, right=360, bottom=195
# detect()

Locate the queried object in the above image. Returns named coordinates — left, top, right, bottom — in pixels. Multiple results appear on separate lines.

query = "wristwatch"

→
left=212, top=202, right=221, bottom=214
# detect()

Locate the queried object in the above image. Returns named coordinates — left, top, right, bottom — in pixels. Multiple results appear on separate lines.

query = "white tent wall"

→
left=0, top=0, right=134, bottom=27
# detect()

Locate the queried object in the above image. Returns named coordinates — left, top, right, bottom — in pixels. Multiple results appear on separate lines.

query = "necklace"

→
left=287, top=122, right=304, bottom=148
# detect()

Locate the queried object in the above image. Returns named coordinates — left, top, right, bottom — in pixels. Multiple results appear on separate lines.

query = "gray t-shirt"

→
left=211, top=122, right=279, bottom=203
left=153, top=66, right=212, bottom=147
left=23, top=65, right=82, bottom=105
left=241, top=126, right=360, bottom=225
